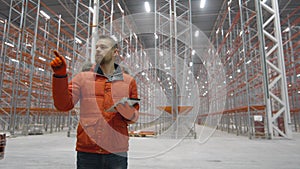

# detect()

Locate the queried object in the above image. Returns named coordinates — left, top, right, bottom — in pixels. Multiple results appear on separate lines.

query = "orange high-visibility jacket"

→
left=52, top=64, right=139, bottom=154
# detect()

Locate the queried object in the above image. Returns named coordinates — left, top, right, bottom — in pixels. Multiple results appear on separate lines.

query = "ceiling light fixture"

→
left=11, top=58, right=19, bottom=63
left=283, top=27, right=290, bottom=33
left=75, top=37, right=82, bottom=44
left=192, top=50, right=196, bottom=55
left=88, top=7, right=94, bottom=13
left=145, top=1, right=151, bottom=13
left=117, top=3, right=124, bottom=13
left=5, top=42, right=14, bottom=48
left=133, top=32, right=137, bottom=39
left=194, top=30, right=199, bottom=37
left=40, top=10, right=50, bottom=20
left=159, top=51, right=163, bottom=56
left=38, top=68, right=45, bottom=72
left=38, top=57, right=46, bottom=61
left=65, top=56, right=72, bottom=60
left=200, top=0, right=206, bottom=8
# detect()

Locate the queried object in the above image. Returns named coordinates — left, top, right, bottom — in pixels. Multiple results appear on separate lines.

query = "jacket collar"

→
left=94, top=63, right=124, bottom=82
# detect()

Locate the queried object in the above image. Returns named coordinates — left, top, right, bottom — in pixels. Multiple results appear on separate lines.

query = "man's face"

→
left=95, top=38, right=116, bottom=65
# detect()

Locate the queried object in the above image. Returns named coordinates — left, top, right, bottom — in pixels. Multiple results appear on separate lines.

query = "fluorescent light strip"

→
left=38, top=68, right=45, bottom=72
left=11, top=58, right=19, bottom=63
left=194, top=30, right=199, bottom=37
left=159, top=51, right=163, bottom=56
left=133, top=33, right=137, bottom=39
left=88, top=7, right=94, bottom=13
left=40, top=10, right=50, bottom=20
left=144, top=1, right=150, bottom=12
left=5, top=42, right=14, bottom=48
left=283, top=27, right=290, bottom=33
left=65, top=56, right=72, bottom=60
left=192, top=50, right=195, bottom=55
left=75, top=37, right=82, bottom=44
left=117, top=3, right=124, bottom=13
left=200, top=0, right=206, bottom=8
left=38, top=57, right=46, bottom=61
left=25, top=43, right=32, bottom=47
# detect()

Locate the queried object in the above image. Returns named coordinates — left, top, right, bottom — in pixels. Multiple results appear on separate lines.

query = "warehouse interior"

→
left=0, top=0, right=300, bottom=168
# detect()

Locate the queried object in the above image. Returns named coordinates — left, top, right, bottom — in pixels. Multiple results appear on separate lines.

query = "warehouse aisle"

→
left=1, top=127, right=300, bottom=169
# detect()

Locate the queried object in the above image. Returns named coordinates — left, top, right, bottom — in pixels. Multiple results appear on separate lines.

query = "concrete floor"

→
left=1, top=126, right=300, bottom=169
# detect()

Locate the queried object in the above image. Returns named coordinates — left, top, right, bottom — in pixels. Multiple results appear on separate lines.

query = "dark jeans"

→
left=77, top=151, right=128, bottom=169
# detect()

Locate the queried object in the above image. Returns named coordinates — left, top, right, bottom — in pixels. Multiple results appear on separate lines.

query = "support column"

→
left=255, top=0, right=292, bottom=139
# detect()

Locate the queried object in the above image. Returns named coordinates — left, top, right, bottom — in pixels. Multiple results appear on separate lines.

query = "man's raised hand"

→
left=50, top=50, right=67, bottom=76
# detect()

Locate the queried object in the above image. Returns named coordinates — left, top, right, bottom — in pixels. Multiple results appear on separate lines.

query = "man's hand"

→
left=50, top=50, right=67, bottom=76
left=116, top=102, right=138, bottom=121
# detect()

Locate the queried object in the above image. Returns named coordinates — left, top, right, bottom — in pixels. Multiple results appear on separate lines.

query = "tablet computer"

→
left=106, top=98, right=140, bottom=112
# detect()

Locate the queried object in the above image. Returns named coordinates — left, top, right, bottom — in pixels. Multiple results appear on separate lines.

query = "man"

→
left=50, top=35, right=139, bottom=169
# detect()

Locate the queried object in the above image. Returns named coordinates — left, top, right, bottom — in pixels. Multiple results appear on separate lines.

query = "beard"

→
left=100, top=55, right=113, bottom=65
